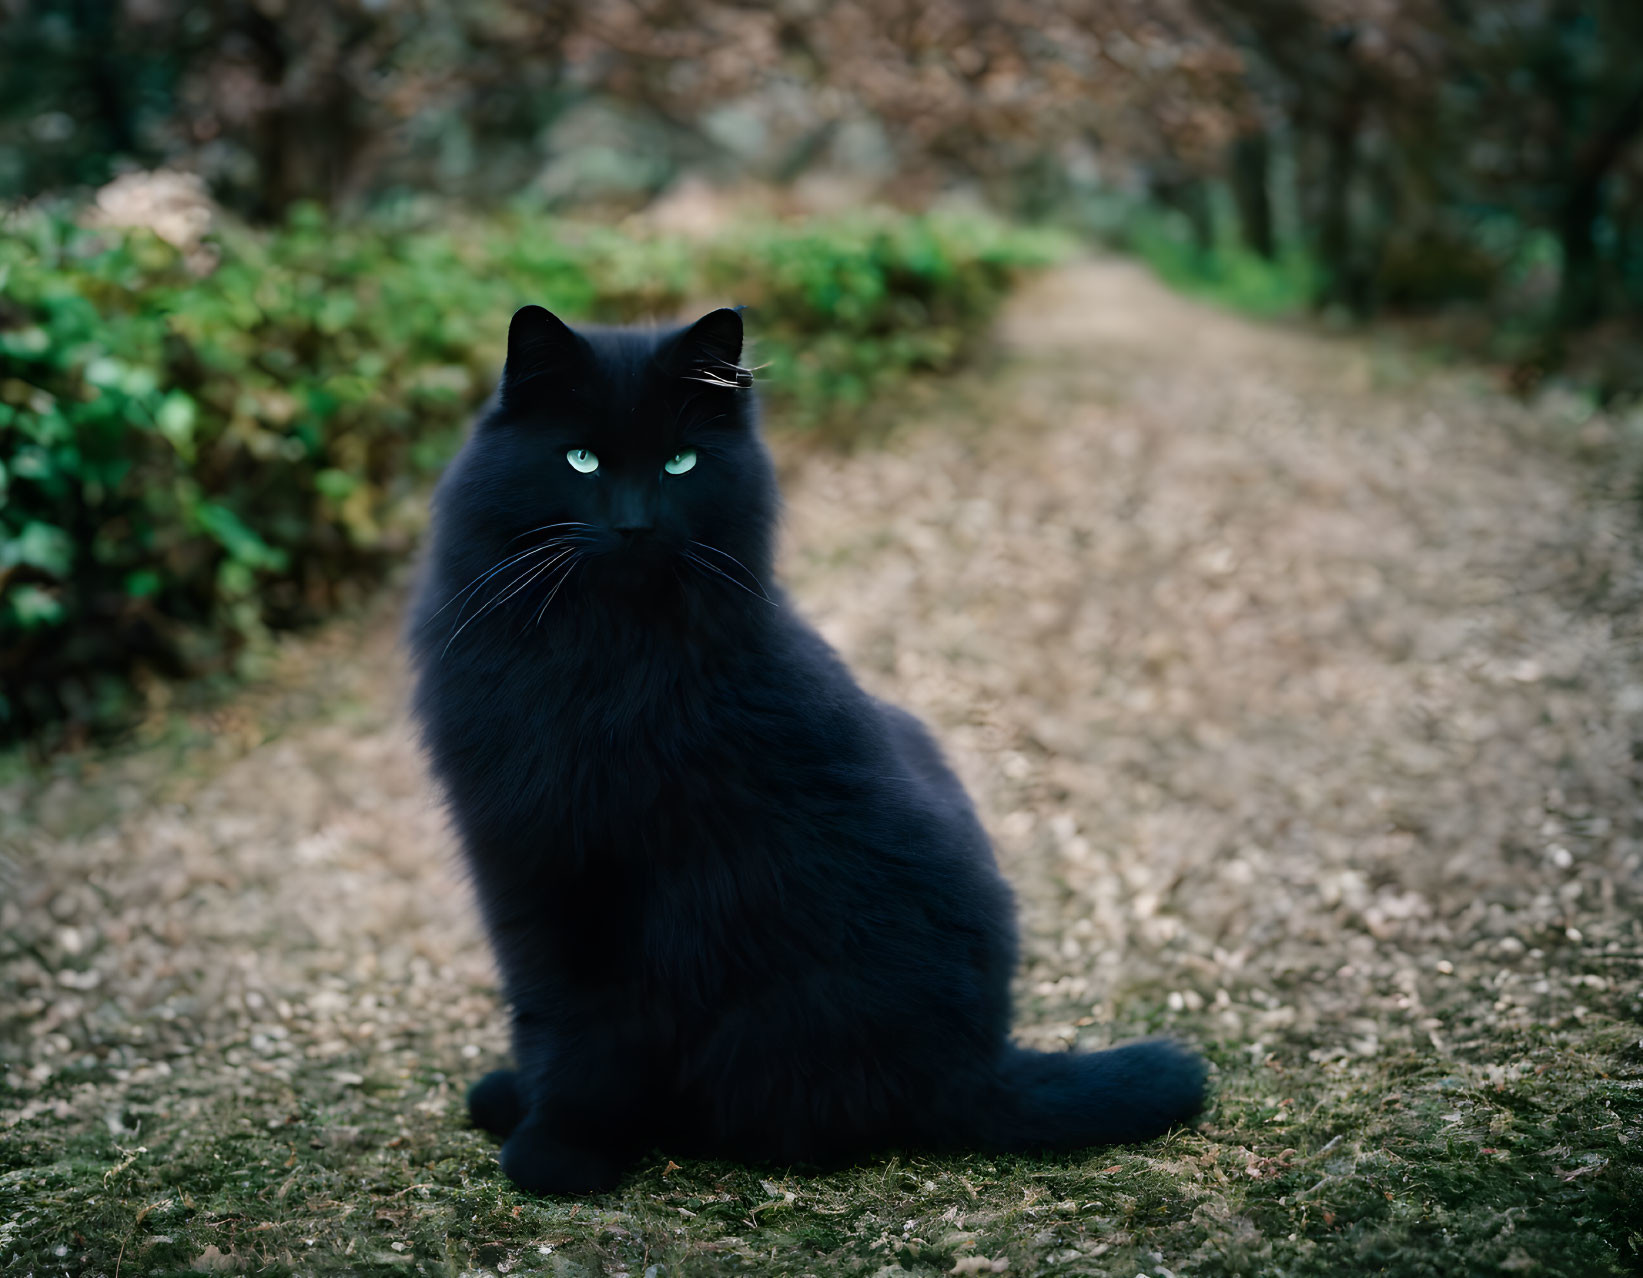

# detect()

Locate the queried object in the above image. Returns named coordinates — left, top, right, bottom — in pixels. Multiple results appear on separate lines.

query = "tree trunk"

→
left=1556, top=78, right=1643, bottom=329
left=1230, top=129, right=1275, bottom=259
left=1153, top=174, right=1215, bottom=255
left=76, top=0, right=135, bottom=160
left=1557, top=178, right=1603, bottom=329
left=1316, top=108, right=1357, bottom=310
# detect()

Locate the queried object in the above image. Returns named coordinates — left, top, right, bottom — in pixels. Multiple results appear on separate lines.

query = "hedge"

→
left=0, top=206, right=1061, bottom=743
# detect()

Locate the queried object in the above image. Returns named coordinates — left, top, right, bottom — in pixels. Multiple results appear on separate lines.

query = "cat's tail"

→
left=973, top=1040, right=1207, bottom=1152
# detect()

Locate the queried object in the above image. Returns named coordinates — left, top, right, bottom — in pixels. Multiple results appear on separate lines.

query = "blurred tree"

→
left=0, top=0, right=178, bottom=196
left=1192, top=0, right=1440, bottom=313
left=0, top=0, right=584, bottom=215
left=0, top=0, right=1243, bottom=214
left=1195, top=0, right=1643, bottom=336
left=1228, top=127, right=1274, bottom=259
left=4, top=0, right=1641, bottom=359
left=1442, top=0, right=1643, bottom=328
left=566, top=0, right=1243, bottom=208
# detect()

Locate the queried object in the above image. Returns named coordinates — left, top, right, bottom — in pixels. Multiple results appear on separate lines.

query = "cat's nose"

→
left=610, top=487, right=656, bottom=540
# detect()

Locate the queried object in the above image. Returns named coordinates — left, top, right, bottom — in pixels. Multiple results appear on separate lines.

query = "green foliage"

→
left=720, top=214, right=1064, bottom=425
left=1122, top=206, right=1317, bottom=320
left=0, top=207, right=1059, bottom=743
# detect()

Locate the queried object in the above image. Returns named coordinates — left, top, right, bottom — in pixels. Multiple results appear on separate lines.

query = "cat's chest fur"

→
left=442, top=625, right=813, bottom=853
left=436, top=622, right=874, bottom=1009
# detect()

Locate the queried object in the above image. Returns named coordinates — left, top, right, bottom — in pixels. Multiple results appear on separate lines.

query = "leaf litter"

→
left=2, top=258, right=1641, bottom=1276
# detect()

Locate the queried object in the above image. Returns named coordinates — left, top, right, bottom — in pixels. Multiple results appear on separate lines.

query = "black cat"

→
left=406, top=304, right=1206, bottom=1195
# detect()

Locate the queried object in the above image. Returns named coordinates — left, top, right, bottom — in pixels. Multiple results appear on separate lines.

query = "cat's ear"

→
left=502, top=305, right=583, bottom=399
left=673, top=307, right=752, bottom=388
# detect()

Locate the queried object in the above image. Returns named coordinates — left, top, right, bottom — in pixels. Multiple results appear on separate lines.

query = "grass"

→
left=3, top=1010, right=1637, bottom=1276
left=1121, top=211, right=1317, bottom=322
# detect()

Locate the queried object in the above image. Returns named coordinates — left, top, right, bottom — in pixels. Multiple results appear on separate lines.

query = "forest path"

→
left=5, top=257, right=1640, bottom=1275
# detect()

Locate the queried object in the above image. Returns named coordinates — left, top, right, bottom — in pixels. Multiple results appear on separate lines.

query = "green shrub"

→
left=0, top=206, right=1061, bottom=742
left=1122, top=206, right=1317, bottom=320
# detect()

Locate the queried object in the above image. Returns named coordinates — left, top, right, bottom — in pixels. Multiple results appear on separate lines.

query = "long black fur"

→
left=406, top=305, right=1206, bottom=1195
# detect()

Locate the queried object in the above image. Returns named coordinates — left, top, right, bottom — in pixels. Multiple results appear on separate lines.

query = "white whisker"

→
left=682, top=550, right=778, bottom=606
left=501, top=521, right=595, bottom=550
left=689, top=540, right=775, bottom=603
left=531, top=557, right=583, bottom=628
left=441, top=549, right=575, bottom=658
left=423, top=541, right=567, bottom=628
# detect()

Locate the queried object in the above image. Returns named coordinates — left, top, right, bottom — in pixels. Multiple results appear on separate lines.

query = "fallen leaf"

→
left=189, top=1245, right=238, bottom=1273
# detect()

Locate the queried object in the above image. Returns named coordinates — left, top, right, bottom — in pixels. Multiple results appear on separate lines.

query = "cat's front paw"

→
left=468, top=1068, right=526, bottom=1138
left=499, top=1118, right=629, bottom=1196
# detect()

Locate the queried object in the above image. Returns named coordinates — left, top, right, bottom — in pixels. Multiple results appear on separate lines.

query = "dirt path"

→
left=4, top=259, right=1640, bottom=1276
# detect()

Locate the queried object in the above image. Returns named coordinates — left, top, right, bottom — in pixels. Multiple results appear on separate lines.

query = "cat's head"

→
left=428, top=305, right=778, bottom=627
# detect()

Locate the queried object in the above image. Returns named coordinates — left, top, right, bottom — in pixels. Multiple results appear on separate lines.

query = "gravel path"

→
left=4, top=258, right=1640, bottom=1274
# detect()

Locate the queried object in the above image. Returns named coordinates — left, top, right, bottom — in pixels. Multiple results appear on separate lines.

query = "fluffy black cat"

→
left=406, top=304, right=1206, bottom=1195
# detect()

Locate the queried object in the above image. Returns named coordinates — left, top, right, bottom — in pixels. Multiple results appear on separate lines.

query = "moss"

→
left=3, top=1015, right=1636, bottom=1276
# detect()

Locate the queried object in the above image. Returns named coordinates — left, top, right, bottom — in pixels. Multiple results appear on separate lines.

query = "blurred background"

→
left=4, top=0, right=1643, bottom=745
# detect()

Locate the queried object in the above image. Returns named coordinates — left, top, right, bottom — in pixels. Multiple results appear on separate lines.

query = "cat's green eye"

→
left=566, top=448, right=599, bottom=474
left=663, top=449, right=697, bottom=476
